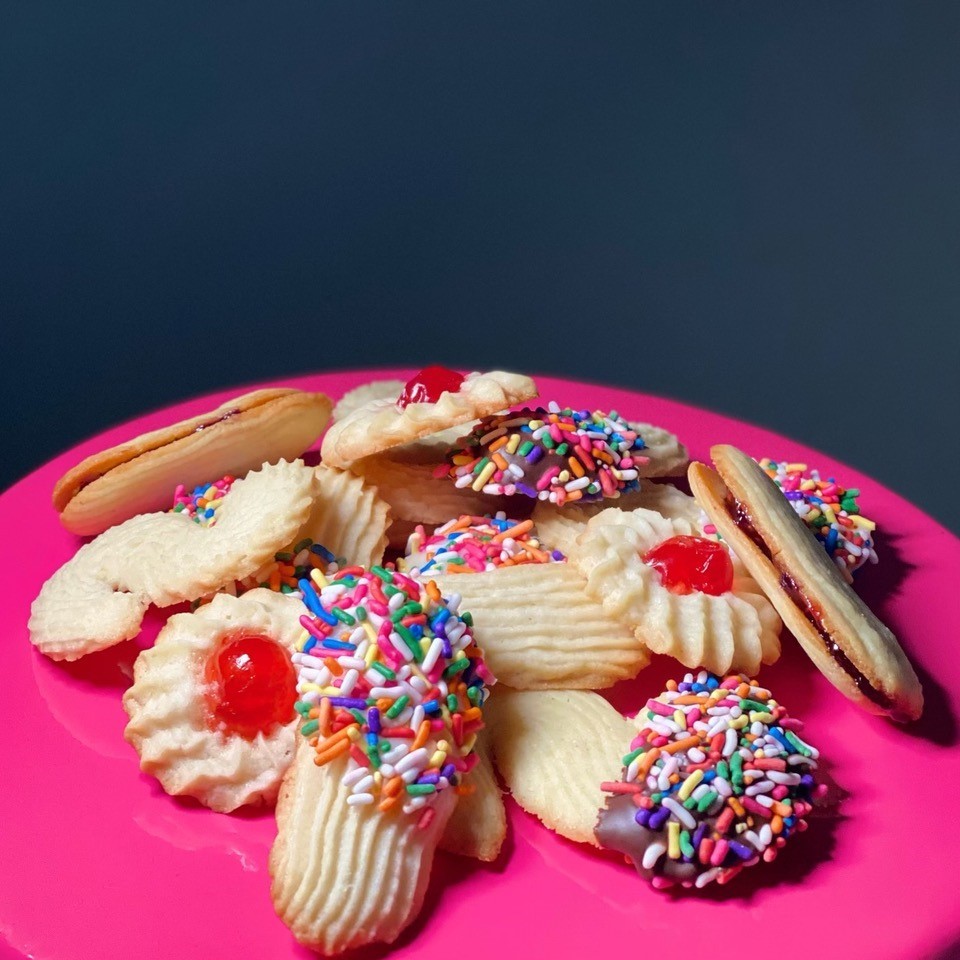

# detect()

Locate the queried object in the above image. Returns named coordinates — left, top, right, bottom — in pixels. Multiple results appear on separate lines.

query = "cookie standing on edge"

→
left=689, top=444, right=923, bottom=722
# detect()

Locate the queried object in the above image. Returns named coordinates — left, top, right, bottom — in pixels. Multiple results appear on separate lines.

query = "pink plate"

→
left=3, top=370, right=960, bottom=960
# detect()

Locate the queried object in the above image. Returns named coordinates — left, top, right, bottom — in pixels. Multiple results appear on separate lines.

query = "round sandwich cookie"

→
left=689, top=444, right=923, bottom=722
left=53, top=388, right=333, bottom=536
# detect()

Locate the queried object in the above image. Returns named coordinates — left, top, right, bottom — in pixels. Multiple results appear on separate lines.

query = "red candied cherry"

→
left=643, top=535, right=735, bottom=596
left=204, top=634, right=297, bottom=739
left=397, top=366, right=465, bottom=408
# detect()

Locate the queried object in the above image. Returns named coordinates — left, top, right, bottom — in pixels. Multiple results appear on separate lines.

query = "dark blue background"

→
left=2, top=3, right=958, bottom=531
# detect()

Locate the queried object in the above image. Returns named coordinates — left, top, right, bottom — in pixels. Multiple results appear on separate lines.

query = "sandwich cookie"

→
left=689, top=444, right=923, bottom=721
left=54, top=388, right=332, bottom=536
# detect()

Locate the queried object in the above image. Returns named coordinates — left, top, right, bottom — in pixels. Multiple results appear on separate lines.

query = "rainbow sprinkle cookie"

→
left=236, top=540, right=341, bottom=597
left=399, top=513, right=565, bottom=576
left=764, top=460, right=876, bottom=580
left=700, top=459, right=877, bottom=582
left=596, top=671, right=823, bottom=889
left=441, top=403, right=649, bottom=506
left=292, top=566, right=493, bottom=820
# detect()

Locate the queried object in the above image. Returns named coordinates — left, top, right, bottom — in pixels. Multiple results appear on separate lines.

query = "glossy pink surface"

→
left=3, top=370, right=959, bottom=960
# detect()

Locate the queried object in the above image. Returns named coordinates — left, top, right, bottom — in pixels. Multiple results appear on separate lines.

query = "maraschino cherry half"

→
left=643, top=535, right=734, bottom=596
left=396, top=365, right=465, bottom=408
left=204, top=633, right=297, bottom=739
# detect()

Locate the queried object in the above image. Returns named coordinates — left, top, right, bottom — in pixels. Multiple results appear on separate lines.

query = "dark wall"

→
left=2, top=2, right=958, bottom=531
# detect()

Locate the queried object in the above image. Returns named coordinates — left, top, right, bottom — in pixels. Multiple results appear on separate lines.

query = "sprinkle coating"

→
left=399, top=513, right=565, bottom=575
left=172, top=477, right=236, bottom=526
left=292, top=567, right=493, bottom=817
left=596, top=670, right=823, bottom=889
left=441, top=402, right=649, bottom=506
left=701, top=459, right=877, bottom=582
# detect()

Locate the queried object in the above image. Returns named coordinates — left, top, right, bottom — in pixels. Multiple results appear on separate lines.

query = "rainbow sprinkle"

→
left=292, top=567, right=493, bottom=820
left=399, top=513, right=565, bottom=575
left=700, top=459, right=878, bottom=582
left=171, top=476, right=235, bottom=525
left=440, top=402, right=649, bottom=506
left=596, top=671, right=823, bottom=889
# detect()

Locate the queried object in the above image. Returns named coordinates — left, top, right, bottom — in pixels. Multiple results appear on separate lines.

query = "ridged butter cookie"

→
left=30, top=460, right=317, bottom=660
left=122, top=589, right=304, bottom=812
left=321, top=367, right=536, bottom=468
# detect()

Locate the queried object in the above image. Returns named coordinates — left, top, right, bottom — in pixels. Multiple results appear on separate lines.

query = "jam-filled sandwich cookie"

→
left=320, top=367, right=536, bottom=469
left=53, top=388, right=332, bottom=536
left=571, top=507, right=782, bottom=676
left=400, top=515, right=648, bottom=690
left=596, top=671, right=824, bottom=889
left=269, top=566, right=497, bottom=954
left=29, top=460, right=317, bottom=661
left=690, top=445, right=923, bottom=721
left=122, top=590, right=304, bottom=812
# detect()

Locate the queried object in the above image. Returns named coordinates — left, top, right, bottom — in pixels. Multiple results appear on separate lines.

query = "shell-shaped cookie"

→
left=321, top=370, right=536, bottom=468
left=531, top=481, right=704, bottom=556
left=629, top=421, right=689, bottom=478
left=29, top=460, right=317, bottom=661
left=570, top=508, right=782, bottom=675
left=270, top=743, right=456, bottom=954
left=122, top=590, right=304, bottom=812
left=431, top=563, right=648, bottom=690
left=439, top=732, right=506, bottom=862
left=485, top=688, right=634, bottom=845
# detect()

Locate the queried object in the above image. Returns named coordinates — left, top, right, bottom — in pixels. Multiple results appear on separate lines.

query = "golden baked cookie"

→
left=321, top=368, right=536, bottom=468
left=689, top=444, right=923, bottom=721
left=122, top=590, right=303, bottom=812
left=570, top=507, right=782, bottom=675
left=485, top=688, right=635, bottom=845
left=54, top=389, right=331, bottom=536
left=29, top=460, right=317, bottom=660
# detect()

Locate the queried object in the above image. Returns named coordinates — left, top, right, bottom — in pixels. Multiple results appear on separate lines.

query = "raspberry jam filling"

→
left=643, top=535, right=734, bottom=596
left=204, top=634, right=297, bottom=739
left=397, top=366, right=465, bottom=408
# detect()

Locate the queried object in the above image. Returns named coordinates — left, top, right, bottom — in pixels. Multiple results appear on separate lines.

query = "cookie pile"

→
left=27, top=366, right=922, bottom=955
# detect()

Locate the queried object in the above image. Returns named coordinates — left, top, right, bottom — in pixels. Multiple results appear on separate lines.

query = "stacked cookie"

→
left=27, top=367, right=923, bottom=955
